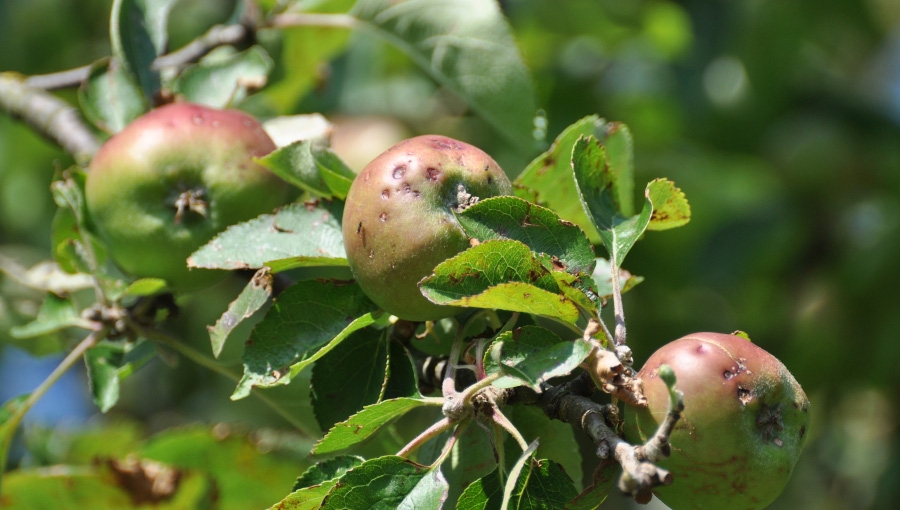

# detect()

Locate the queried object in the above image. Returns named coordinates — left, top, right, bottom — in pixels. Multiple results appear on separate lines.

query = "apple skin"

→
left=625, top=332, right=810, bottom=510
left=342, top=135, right=512, bottom=321
left=86, top=102, right=291, bottom=291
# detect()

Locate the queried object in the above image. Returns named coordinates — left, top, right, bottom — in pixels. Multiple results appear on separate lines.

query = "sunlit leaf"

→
left=572, top=136, right=652, bottom=267
left=174, top=46, right=274, bottom=108
left=208, top=268, right=272, bottom=358
left=484, top=326, right=591, bottom=390
left=256, top=140, right=356, bottom=199
left=321, top=455, right=447, bottom=509
left=419, top=240, right=580, bottom=323
left=9, top=293, right=93, bottom=339
left=456, top=196, right=595, bottom=275
left=314, top=397, right=437, bottom=455
left=514, top=116, right=607, bottom=242
left=78, top=58, right=147, bottom=134
left=645, top=178, right=691, bottom=231
left=294, top=455, right=366, bottom=490
left=352, top=0, right=537, bottom=150
left=189, top=202, right=347, bottom=272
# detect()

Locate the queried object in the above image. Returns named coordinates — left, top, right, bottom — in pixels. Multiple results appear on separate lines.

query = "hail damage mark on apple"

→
left=625, top=332, right=810, bottom=510
left=342, top=135, right=512, bottom=321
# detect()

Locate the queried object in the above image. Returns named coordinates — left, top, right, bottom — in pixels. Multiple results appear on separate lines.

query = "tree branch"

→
left=22, top=23, right=253, bottom=92
left=0, top=73, right=101, bottom=165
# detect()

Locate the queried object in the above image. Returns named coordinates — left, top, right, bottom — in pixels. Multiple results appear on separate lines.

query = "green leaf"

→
left=352, top=0, right=537, bottom=150
left=502, top=440, right=540, bottom=508
left=78, top=57, right=146, bottom=134
left=110, top=0, right=174, bottom=101
left=418, top=421, right=495, bottom=506
left=140, top=426, right=313, bottom=510
left=256, top=141, right=356, bottom=199
left=514, top=116, right=607, bottom=243
left=456, top=196, right=596, bottom=275
left=0, top=465, right=215, bottom=510
left=590, top=258, right=643, bottom=302
left=49, top=169, right=105, bottom=275
left=645, top=177, right=691, bottom=231
left=384, top=339, right=421, bottom=399
left=276, top=456, right=366, bottom=509
left=208, top=269, right=273, bottom=359
left=314, top=397, right=437, bottom=455
left=506, top=405, right=582, bottom=493
left=603, top=122, right=635, bottom=217
left=189, top=202, right=347, bottom=272
left=484, top=326, right=591, bottom=390
left=254, top=0, right=354, bottom=112
left=419, top=240, right=580, bottom=323
left=84, top=340, right=157, bottom=413
left=564, top=460, right=618, bottom=510
left=122, top=277, right=168, bottom=297
left=311, top=327, right=388, bottom=431
left=294, top=455, right=366, bottom=490
left=321, top=455, right=448, bottom=510
left=273, top=482, right=336, bottom=510
left=10, top=293, right=92, bottom=339
left=572, top=136, right=652, bottom=267
left=232, top=279, right=380, bottom=399
left=173, top=45, right=274, bottom=108
left=459, top=457, right=577, bottom=510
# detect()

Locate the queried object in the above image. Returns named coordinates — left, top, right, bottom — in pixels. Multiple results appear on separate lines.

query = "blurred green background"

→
left=2, top=0, right=899, bottom=508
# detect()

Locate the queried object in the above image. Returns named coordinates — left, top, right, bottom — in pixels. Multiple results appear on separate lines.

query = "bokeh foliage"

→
left=2, top=0, right=899, bottom=509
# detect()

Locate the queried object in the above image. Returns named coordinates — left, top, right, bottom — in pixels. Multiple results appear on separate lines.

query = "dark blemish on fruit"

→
left=723, top=370, right=734, bottom=379
left=487, top=176, right=493, bottom=185
left=357, top=223, right=367, bottom=247
left=393, top=164, right=406, bottom=179
left=400, top=183, right=411, bottom=193
left=799, top=426, right=806, bottom=439
left=738, top=387, right=751, bottom=404
left=379, top=212, right=387, bottom=222
left=696, top=344, right=708, bottom=354
left=382, top=189, right=390, bottom=200
left=426, top=167, right=441, bottom=181
left=412, top=190, right=421, bottom=198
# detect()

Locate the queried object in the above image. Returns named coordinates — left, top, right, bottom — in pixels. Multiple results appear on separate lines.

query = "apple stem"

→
left=610, top=260, right=627, bottom=346
left=396, top=416, right=455, bottom=459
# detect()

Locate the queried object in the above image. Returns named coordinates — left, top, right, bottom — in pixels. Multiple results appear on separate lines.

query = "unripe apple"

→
left=86, top=102, right=291, bottom=291
left=342, top=135, right=512, bottom=321
left=625, top=332, right=810, bottom=510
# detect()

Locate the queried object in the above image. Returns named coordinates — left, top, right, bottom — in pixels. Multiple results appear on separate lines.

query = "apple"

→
left=625, top=332, right=810, bottom=510
left=85, top=102, right=291, bottom=291
left=341, top=135, right=512, bottom=321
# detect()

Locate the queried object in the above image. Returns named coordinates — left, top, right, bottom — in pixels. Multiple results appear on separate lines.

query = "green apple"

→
left=625, top=332, right=810, bottom=510
left=85, top=102, right=291, bottom=291
left=342, top=135, right=512, bottom=321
